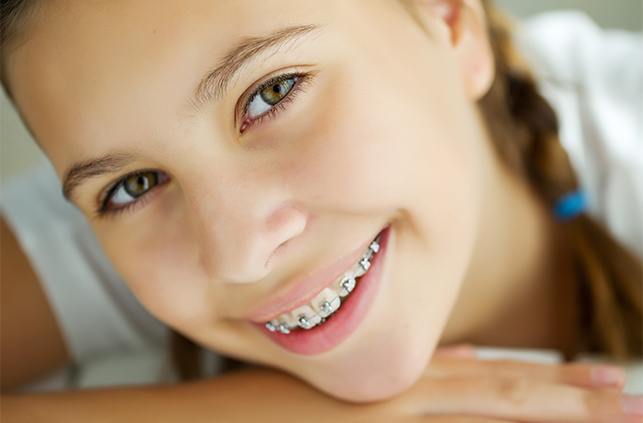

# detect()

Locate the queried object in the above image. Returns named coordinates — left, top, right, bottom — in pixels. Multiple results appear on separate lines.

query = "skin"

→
left=5, top=0, right=579, bottom=402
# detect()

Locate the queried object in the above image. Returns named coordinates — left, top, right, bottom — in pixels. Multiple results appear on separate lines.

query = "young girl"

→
left=1, top=0, right=641, bottom=420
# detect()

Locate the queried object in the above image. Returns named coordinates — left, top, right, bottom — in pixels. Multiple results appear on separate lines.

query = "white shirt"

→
left=514, top=11, right=643, bottom=258
left=1, top=11, right=641, bottom=392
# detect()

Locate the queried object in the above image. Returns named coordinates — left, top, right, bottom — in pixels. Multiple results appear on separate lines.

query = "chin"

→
left=306, top=333, right=433, bottom=403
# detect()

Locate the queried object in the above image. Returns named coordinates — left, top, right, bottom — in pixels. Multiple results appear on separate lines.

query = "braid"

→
left=170, top=330, right=248, bottom=381
left=169, top=330, right=203, bottom=381
left=479, top=1, right=642, bottom=362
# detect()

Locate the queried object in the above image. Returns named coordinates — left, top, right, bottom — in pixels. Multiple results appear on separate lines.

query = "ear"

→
left=413, top=0, right=495, bottom=100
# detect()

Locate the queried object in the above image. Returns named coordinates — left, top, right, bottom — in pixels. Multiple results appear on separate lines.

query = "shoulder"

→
left=513, top=11, right=643, bottom=259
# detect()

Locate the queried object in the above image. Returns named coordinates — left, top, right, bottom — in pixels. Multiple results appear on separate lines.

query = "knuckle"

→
left=582, top=389, right=622, bottom=422
left=564, top=362, right=591, bottom=374
left=495, top=377, right=531, bottom=405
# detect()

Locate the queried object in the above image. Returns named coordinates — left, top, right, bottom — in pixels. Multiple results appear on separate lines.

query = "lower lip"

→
left=255, top=225, right=391, bottom=355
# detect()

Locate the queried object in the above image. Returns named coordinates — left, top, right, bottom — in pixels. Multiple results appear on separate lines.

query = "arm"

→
left=1, top=352, right=632, bottom=423
left=2, top=368, right=358, bottom=423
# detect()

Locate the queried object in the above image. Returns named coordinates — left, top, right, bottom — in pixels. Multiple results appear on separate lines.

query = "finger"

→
left=416, top=376, right=630, bottom=423
left=417, top=416, right=513, bottom=423
left=426, top=358, right=626, bottom=389
left=424, top=416, right=517, bottom=423
left=433, top=344, right=477, bottom=359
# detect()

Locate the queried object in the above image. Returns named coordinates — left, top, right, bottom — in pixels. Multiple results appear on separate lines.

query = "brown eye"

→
left=123, top=171, right=158, bottom=198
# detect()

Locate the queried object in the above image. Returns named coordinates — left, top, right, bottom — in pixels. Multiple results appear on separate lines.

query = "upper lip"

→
left=246, top=233, right=378, bottom=323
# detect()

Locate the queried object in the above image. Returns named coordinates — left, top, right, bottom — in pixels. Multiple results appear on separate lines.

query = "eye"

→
left=247, top=77, right=296, bottom=118
left=239, top=72, right=312, bottom=133
left=98, top=170, right=169, bottom=217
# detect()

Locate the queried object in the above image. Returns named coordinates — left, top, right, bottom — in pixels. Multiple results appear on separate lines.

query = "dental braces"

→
left=265, top=236, right=381, bottom=334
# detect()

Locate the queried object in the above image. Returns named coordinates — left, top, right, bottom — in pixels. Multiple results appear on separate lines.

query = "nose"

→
left=195, top=197, right=309, bottom=284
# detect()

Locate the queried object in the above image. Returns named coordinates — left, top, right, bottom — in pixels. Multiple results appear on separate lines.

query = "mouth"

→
left=253, top=224, right=392, bottom=355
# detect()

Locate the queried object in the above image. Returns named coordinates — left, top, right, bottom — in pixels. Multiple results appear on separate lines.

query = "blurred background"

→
left=497, top=0, right=642, bottom=31
left=1, top=0, right=642, bottom=183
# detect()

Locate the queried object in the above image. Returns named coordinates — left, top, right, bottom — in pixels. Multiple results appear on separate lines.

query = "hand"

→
left=359, top=344, right=641, bottom=423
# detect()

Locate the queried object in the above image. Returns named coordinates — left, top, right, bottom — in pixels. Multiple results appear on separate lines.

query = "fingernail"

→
left=621, top=394, right=643, bottom=416
left=451, top=346, right=476, bottom=357
left=591, top=366, right=625, bottom=385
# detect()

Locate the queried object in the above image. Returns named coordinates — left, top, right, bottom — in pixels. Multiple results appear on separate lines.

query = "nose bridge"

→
left=191, top=175, right=308, bottom=284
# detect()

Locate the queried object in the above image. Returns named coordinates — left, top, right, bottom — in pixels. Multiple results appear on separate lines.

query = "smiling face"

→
left=5, top=0, right=498, bottom=401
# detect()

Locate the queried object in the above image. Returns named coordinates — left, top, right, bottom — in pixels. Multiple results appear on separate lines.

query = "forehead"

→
left=6, top=0, right=371, bottom=174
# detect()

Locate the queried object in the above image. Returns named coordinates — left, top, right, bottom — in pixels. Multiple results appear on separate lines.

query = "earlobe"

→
left=417, top=0, right=496, bottom=100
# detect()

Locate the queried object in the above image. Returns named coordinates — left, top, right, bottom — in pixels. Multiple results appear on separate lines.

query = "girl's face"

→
left=7, top=0, right=495, bottom=401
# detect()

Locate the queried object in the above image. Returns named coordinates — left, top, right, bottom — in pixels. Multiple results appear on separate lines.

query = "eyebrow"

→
left=190, top=23, right=322, bottom=109
left=62, top=24, right=323, bottom=203
left=62, top=153, right=137, bottom=201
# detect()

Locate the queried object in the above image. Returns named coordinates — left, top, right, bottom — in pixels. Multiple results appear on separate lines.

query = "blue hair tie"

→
left=553, top=190, right=587, bottom=221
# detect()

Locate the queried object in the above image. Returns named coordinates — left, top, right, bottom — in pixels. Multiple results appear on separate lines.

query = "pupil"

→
left=261, top=78, right=294, bottom=105
left=137, top=176, right=147, bottom=189
left=125, top=172, right=156, bottom=197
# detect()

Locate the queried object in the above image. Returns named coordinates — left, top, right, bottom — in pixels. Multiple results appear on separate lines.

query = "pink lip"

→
left=246, top=233, right=377, bottom=323
left=254, top=225, right=391, bottom=355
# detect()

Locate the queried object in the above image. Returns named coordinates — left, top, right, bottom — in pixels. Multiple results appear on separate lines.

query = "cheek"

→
left=96, top=219, right=217, bottom=331
left=278, top=65, right=484, bottom=350
left=291, top=58, right=483, bottom=375
left=285, top=60, right=482, bottom=238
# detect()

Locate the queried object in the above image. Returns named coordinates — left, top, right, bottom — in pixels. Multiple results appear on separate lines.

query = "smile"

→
left=264, top=233, right=382, bottom=334
left=255, top=225, right=391, bottom=355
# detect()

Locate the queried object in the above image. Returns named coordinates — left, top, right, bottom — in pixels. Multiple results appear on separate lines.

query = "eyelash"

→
left=95, top=70, right=313, bottom=219
left=238, top=71, right=313, bottom=133
left=95, top=170, right=170, bottom=219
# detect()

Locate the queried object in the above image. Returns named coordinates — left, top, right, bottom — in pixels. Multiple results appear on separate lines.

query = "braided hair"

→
left=478, top=1, right=642, bottom=362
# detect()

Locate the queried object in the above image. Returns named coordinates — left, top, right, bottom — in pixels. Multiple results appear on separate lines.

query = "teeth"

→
left=292, top=304, right=322, bottom=330
left=278, top=313, right=298, bottom=331
left=362, top=249, right=373, bottom=263
left=312, top=288, right=341, bottom=318
left=337, top=274, right=357, bottom=297
left=264, top=230, right=384, bottom=333
left=353, top=257, right=370, bottom=277
left=360, top=257, right=371, bottom=271
left=352, top=262, right=366, bottom=278
left=320, top=301, right=332, bottom=316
